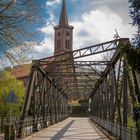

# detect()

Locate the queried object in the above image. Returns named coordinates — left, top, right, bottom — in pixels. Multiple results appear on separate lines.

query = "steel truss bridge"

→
left=8, top=38, right=140, bottom=139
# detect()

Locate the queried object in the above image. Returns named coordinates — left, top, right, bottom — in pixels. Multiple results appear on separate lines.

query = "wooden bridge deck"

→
left=23, top=117, right=110, bottom=140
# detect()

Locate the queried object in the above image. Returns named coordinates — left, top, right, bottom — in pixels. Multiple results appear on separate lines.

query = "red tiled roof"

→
left=12, top=64, right=31, bottom=79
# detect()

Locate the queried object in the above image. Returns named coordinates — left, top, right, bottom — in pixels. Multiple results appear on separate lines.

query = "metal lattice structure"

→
left=18, top=38, right=140, bottom=139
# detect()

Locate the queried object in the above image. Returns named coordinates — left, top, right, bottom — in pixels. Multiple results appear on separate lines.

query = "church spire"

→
left=59, top=0, right=68, bottom=26
left=54, top=0, right=73, bottom=55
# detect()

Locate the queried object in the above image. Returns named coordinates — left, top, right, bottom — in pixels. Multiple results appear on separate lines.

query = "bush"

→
left=69, top=105, right=89, bottom=117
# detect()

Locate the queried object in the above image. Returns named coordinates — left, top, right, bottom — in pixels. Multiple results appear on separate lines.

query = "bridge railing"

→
left=0, top=114, right=68, bottom=139
left=90, top=116, right=139, bottom=140
left=16, top=115, right=67, bottom=138
left=0, top=117, right=18, bottom=133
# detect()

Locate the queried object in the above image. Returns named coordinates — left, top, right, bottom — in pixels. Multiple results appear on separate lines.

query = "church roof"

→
left=59, top=0, right=68, bottom=26
left=12, top=64, right=31, bottom=79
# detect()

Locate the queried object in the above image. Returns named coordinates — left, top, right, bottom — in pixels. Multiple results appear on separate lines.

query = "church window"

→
left=57, top=32, right=60, bottom=36
left=65, top=40, right=70, bottom=49
left=57, top=40, right=61, bottom=49
left=66, top=31, right=69, bottom=36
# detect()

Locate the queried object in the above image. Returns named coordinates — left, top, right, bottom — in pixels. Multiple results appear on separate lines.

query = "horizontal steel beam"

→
left=37, top=39, right=128, bottom=63
left=90, top=39, right=130, bottom=98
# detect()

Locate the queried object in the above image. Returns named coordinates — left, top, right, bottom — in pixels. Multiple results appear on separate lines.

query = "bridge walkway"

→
left=23, top=117, right=110, bottom=140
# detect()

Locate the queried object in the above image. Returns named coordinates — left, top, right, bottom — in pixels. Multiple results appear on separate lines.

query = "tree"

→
left=129, top=0, right=140, bottom=133
left=0, top=0, right=41, bottom=65
left=0, top=70, right=25, bottom=117
left=129, top=0, right=140, bottom=48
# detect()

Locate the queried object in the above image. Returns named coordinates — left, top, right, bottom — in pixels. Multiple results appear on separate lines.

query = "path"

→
left=23, top=117, right=110, bottom=140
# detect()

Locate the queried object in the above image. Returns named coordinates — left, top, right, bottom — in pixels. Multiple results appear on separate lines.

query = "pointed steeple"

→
left=54, top=0, right=73, bottom=55
left=59, top=0, right=68, bottom=26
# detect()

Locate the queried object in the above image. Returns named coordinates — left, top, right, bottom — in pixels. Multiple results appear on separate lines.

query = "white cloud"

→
left=38, top=25, right=54, bottom=53
left=71, top=9, right=136, bottom=51
left=46, top=0, right=61, bottom=6
left=34, top=25, right=54, bottom=59
left=32, top=0, right=60, bottom=59
left=46, top=0, right=60, bottom=26
left=34, top=2, right=136, bottom=60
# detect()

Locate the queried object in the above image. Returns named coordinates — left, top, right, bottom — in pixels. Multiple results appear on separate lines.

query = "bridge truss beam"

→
left=17, top=38, right=140, bottom=138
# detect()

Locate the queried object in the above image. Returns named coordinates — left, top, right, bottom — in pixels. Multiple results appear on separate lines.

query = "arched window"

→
left=57, top=32, right=60, bottom=36
left=66, top=31, right=69, bottom=36
left=57, top=40, right=61, bottom=49
left=65, top=40, right=70, bottom=49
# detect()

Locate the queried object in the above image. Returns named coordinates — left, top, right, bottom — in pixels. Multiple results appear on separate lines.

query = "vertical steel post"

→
left=32, top=71, right=38, bottom=132
left=50, top=85, right=54, bottom=125
left=123, top=61, right=128, bottom=126
left=111, top=66, right=115, bottom=121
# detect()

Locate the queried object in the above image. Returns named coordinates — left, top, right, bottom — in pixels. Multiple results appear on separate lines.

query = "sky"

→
left=33, top=0, right=136, bottom=59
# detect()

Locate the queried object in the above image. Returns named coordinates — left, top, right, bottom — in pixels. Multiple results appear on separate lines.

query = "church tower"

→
left=54, top=0, right=74, bottom=55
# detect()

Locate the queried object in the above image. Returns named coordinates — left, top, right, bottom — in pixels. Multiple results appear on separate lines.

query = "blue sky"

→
left=33, top=0, right=136, bottom=59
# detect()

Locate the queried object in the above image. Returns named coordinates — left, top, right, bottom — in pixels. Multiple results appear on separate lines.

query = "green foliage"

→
left=68, top=100, right=88, bottom=117
left=69, top=105, right=89, bottom=117
left=133, top=105, right=140, bottom=130
left=129, top=0, right=140, bottom=26
left=127, top=65, right=138, bottom=105
left=133, top=105, right=140, bottom=120
left=0, top=71, right=25, bottom=117
left=78, top=99, right=89, bottom=105
left=127, top=117, right=136, bottom=129
left=120, top=41, right=140, bottom=130
left=68, top=100, right=80, bottom=106
left=129, top=0, right=140, bottom=48
left=120, top=42, right=140, bottom=72
left=126, top=48, right=140, bottom=72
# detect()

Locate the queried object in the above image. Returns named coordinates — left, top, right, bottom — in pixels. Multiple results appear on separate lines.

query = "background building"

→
left=12, top=64, right=31, bottom=87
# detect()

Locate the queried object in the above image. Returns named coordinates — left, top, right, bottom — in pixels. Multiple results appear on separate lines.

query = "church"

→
left=12, top=0, right=74, bottom=86
left=54, top=0, right=73, bottom=55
